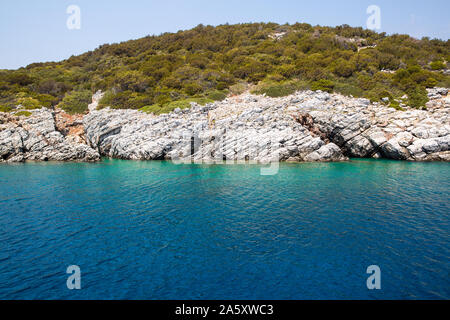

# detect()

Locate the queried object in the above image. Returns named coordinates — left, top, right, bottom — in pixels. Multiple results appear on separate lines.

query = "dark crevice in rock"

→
left=95, top=127, right=122, bottom=155
left=50, top=111, right=65, bottom=137
left=1, top=152, right=11, bottom=161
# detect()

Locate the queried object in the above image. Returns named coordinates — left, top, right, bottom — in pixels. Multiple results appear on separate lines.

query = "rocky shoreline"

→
left=1, top=88, right=449, bottom=163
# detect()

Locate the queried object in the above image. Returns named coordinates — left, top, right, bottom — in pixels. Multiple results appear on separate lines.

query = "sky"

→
left=0, top=0, right=449, bottom=70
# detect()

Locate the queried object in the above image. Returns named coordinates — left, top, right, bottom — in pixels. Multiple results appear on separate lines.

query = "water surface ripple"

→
left=0, top=159, right=448, bottom=299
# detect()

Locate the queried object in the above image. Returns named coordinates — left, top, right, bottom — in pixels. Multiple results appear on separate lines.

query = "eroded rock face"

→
left=304, top=88, right=450, bottom=161
left=2, top=88, right=449, bottom=163
left=83, top=95, right=348, bottom=163
left=0, top=109, right=99, bottom=163
left=83, top=88, right=449, bottom=163
left=54, top=108, right=86, bottom=144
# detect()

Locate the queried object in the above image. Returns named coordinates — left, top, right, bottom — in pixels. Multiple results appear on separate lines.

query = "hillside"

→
left=0, top=22, right=449, bottom=115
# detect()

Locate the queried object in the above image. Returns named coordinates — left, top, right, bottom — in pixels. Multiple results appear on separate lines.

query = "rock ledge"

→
left=1, top=88, right=449, bottom=163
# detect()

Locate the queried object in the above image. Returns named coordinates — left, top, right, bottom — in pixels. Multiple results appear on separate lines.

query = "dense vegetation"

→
left=0, top=23, right=448, bottom=114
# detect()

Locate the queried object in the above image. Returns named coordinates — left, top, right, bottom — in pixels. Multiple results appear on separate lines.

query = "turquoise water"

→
left=0, top=159, right=448, bottom=300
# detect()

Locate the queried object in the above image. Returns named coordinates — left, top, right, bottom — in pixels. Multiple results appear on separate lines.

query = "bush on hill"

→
left=58, top=90, right=92, bottom=114
left=311, top=80, right=335, bottom=93
left=0, top=22, right=448, bottom=113
left=140, top=97, right=213, bottom=115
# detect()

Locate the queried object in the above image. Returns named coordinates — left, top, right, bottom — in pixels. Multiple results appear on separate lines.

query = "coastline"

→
left=1, top=88, right=449, bottom=164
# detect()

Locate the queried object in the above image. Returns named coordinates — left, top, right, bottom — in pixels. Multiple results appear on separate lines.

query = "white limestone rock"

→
left=2, top=87, right=449, bottom=163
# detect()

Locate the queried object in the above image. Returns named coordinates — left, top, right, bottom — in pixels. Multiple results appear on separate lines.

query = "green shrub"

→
left=430, top=60, right=446, bottom=70
left=184, top=82, right=203, bottom=95
left=17, top=96, right=41, bottom=110
left=378, top=90, right=393, bottom=101
left=0, top=105, right=12, bottom=112
left=154, top=94, right=172, bottom=106
left=139, top=104, right=162, bottom=114
left=58, top=90, right=92, bottom=114
left=311, top=79, right=334, bottom=93
left=266, top=73, right=286, bottom=82
left=437, top=76, right=450, bottom=89
left=406, top=86, right=429, bottom=109
left=114, top=70, right=150, bottom=92
left=98, top=90, right=116, bottom=108
left=37, top=79, right=71, bottom=96
left=333, top=81, right=365, bottom=97
left=331, top=58, right=356, bottom=78
left=99, top=90, right=154, bottom=110
left=35, top=94, right=57, bottom=108
left=207, top=90, right=228, bottom=101
left=389, top=100, right=404, bottom=111
left=229, top=83, right=248, bottom=95
left=424, top=77, right=438, bottom=88
left=6, top=72, right=33, bottom=86
left=262, top=84, right=296, bottom=97
left=216, top=82, right=229, bottom=90
left=365, top=87, right=401, bottom=103
left=15, top=111, right=32, bottom=117
left=140, top=97, right=213, bottom=115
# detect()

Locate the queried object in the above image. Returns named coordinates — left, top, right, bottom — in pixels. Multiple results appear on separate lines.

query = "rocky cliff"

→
left=0, top=109, right=99, bottom=162
left=1, top=88, right=449, bottom=163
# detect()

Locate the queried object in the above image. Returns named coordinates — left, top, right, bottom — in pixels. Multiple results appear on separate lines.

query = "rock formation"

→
left=1, top=88, right=449, bottom=163
left=0, top=109, right=99, bottom=163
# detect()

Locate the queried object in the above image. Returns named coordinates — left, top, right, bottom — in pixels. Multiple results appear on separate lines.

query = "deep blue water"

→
left=0, top=159, right=448, bottom=300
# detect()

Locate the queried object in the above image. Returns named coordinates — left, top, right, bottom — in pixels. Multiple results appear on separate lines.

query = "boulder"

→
left=304, top=143, right=347, bottom=162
